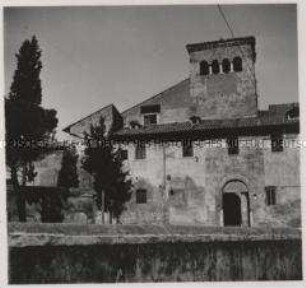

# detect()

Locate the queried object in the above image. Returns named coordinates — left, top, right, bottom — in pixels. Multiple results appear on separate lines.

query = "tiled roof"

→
left=113, top=103, right=299, bottom=138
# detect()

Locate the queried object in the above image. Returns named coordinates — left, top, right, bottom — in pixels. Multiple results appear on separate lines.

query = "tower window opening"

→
left=211, top=60, right=220, bottom=75
left=222, top=58, right=231, bottom=74
left=233, top=57, right=243, bottom=72
left=200, top=60, right=210, bottom=76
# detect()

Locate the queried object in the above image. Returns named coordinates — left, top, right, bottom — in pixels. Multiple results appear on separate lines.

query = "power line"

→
left=217, top=5, right=235, bottom=38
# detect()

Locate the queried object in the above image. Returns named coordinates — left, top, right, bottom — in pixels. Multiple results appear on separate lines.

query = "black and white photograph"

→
left=3, top=2, right=303, bottom=284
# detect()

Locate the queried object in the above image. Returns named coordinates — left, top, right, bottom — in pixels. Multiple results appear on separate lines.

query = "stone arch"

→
left=211, top=60, right=220, bottom=74
left=199, top=60, right=209, bottom=76
left=220, top=177, right=251, bottom=227
left=233, top=56, right=243, bottom=72
left=222, top=58, right=231, bottom=74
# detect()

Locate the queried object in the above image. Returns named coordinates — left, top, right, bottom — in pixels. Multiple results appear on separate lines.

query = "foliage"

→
left=6, top=35, right=58, bottom=221
left=82, top=117, right=132, bottom=222
left=57, top=145, right=79, bottom=200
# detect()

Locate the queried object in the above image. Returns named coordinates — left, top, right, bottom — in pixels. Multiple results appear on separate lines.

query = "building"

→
left=63, top=36, right=300, bottom=227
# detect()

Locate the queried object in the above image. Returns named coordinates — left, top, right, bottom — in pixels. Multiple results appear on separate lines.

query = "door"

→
left=223, top=193, right=242, bottom=226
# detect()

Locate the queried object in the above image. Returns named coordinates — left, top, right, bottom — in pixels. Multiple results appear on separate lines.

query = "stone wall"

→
left=188, top=41, right=257, bottom=119
left=9, top=238, right=302, bottom=283
left=119, top=134, right=300, bottom=227
left=122, top=79, right=192, bottom=127
left=65, top=104, right=123, bottom=138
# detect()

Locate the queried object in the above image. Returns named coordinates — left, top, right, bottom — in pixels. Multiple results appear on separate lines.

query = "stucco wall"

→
left=119, top=135, right=300, bottom=228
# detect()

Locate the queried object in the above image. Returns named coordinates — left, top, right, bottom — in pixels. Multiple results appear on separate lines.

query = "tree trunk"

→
left=109, top=211, right=112, bottom=224
left=11, top=166, right=26, bottom=222
left=22, top=163, right=27, bottom=186
left=101, top=190, right=105, bottom=224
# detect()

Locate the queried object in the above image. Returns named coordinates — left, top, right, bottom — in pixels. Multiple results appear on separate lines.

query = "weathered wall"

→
left=9, top=239, right=302, bottom=283
left=66, top=104, right=122, bottom=138
left=188, top=40, right=257, bottom=119
left=119, top=134, right=300, bottom=228
left=122, top=79, right=192, bottom=127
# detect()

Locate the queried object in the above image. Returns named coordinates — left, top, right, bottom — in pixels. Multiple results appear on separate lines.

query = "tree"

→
left=57, top=145, right=79, bottom=202
left=82, top=117, right=132, bottom=223
left=5, top=36, right=58, bottom=222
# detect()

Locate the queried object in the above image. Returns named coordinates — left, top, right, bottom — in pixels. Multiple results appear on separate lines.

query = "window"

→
left=222, top=58, right=231, bottom=74
left=265, top=186, right=276, bottom=206
left=227, top=136, right=239, bottom=155
left=182, top=140, right=193, bottom=157
left=287, top=106, right=299, bottom=121
left=140, top=104, right=160, bottom=114
left=135, top=142, right=146, bottom=159
left=200, top=60, right=209, bottom=76
left=233, top=57, right=243, bottom=72
left=136, top=189, right=147, bottom=204
left=271, top=133, right=283, bottom=152
left=144, top=114, right=157, bottom=126
left=211, top=60, right=220, bottom=74
left=120, top=149, right=128, bottom=160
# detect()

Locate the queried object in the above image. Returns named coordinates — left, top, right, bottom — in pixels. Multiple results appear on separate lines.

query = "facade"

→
left=64, top=36, right=300, bottom=227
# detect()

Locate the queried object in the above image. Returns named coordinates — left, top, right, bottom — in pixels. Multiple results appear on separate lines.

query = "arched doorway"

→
left=223, top=193, right=241, bottom=226
left=222, top=180, right=250, bottom=227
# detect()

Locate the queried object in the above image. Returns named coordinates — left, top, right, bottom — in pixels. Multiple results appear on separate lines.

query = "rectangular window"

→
left=135, top=142, right=146, bottom=159
left=140, top=104, right=161, bottom=114
left=182, top=140, right=193, bottom=157
left=136, top=189, right=147, bottom=204
left=271, top=133, right=284, bottom=152
left=120, top=149, right=128, bottom=160
left=227, top=136, right=239, bottom=155
left=265, top=186, right=276, bottom=206
left=144, top=114, right=157, bottom=126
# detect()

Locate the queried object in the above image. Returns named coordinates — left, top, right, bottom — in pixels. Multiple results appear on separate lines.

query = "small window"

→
left=200, top=60, right=209, bottom=76
left=271, top=133, right=283, bottom=152
left=120, top=149, right=128, bottom=160
left=265, top=186, right=276, bottom=206
left=233, top=57, right=243, bottom=72
left=182, top=140, right=193, bottom=157
left=135, top=142, right=146, bottom=159
left=287, top=106, right=299, bottom=121
left=144, top=114, right=157, bottom=126
left=211, top=60, right=220, bottom=74
left=222, top=58, right=231, bottom=74
left=227, top=136, right=239, bottom=155
left=136, top=189, right=147, bottom=204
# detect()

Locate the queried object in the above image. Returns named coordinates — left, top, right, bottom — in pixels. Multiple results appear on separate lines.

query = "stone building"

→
left=64, top=36, right=300, bottom=227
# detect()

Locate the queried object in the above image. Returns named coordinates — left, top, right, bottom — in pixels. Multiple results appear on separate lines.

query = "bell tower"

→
left=186, top=36, right=258, bottom=119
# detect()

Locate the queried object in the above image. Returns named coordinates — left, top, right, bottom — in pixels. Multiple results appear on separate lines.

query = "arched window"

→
left=233, top=57, right=243, bottom=72
left=222, top=58, right=231, bottom=74
left=211, top=60, right=220, bottom=75
left=199, top=60, right=209, bottom=76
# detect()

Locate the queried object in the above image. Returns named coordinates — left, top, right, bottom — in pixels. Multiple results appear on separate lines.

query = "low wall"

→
left=8, top=223, right=302, bottom=283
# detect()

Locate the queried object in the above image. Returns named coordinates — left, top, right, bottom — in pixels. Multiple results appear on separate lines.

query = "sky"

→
left=4, top=4, right=298, bottom=140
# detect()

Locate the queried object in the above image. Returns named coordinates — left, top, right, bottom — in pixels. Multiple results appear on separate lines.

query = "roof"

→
left=186, top=36, right=256, bottom=54
left=62, top=104, right=117, bottom=135
left=113, top=103, right=299, bottom=139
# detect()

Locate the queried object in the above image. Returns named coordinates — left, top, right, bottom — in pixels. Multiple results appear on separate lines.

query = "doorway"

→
left=223, top=193, right=242, bottom=226
left=222, top=180, right=250, bottom=227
